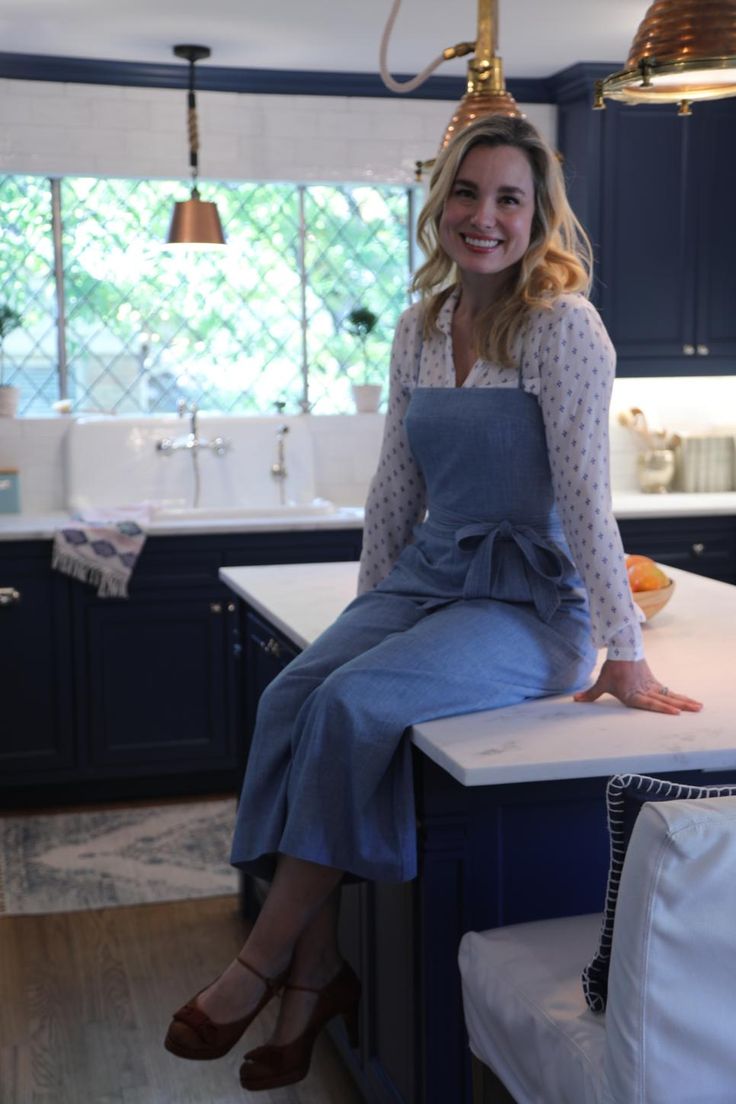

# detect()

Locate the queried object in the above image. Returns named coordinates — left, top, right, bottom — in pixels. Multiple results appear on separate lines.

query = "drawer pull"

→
left=0, top=587, right=21, bottom=606
left=210, top=602, right=222, bottom=614
left=696, top=344, right=710, bottom=356
left=682, top=344, right=695, bottom=356
left=262, top=636, right=283, bottom=659
left=691, top=542, right=706, bottom=557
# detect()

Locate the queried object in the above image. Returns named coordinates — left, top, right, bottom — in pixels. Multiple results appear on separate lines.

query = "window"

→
left=0, top=175, right=415, bottom=415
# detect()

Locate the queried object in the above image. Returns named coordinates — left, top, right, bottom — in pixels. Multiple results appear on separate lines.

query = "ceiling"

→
left=0, top=0, right=650, bottom=80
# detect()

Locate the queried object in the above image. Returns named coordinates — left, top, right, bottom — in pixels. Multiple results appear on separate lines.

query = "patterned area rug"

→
left=0, top=798, right=239, bottom=916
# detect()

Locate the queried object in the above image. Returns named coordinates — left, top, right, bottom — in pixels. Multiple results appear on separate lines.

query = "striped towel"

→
left=52, top=508, right=149, bottom=598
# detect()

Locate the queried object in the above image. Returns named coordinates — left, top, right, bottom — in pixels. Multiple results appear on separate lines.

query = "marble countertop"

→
left=613, top=491, right=736, bottom=518
left=0, top=506, right=365, bottom=541
left=220, top=561, right=736, bottom=788
left=3, top=491, right=736, bottom=541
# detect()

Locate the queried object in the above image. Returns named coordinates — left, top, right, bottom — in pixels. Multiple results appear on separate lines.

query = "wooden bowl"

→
left=632, top=577, right=675, bottom=620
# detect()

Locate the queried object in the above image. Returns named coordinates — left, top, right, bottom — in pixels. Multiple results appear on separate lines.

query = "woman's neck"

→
left=455, top=272, right=507, bottom=320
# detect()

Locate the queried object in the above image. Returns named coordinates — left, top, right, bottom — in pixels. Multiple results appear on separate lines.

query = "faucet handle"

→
left=211, top=436, right=231, bottom=457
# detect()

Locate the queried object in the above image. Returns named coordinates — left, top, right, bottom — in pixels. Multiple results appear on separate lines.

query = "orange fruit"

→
left=625, top=554, right=670, bottom=592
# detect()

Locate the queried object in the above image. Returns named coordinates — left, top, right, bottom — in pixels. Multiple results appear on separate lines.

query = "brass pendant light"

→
left=167, top=44, right=226, bottom=245
left=379, top=0, right=521, bottom=178
left=595, top=0, right=736, bottom=115
left=437, top=0, right=522, bottom=153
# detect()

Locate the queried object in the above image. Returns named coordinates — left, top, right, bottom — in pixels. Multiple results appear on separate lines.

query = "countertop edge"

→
left=3, top=492, right=736, bottom=541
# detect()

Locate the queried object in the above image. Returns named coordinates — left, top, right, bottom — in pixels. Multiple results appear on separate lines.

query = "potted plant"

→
left=344, top=306, right=382, bottom=413
left=0, top=304, right=21, bottom=417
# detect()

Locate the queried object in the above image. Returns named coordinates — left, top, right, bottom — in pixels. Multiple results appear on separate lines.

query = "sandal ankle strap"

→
left=284, top=980, right=322, bottom=994
left=235, top=955, right=285, bottom=994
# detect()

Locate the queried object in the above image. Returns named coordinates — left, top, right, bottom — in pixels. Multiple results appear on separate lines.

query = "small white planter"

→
left=351, top=383, right=382, bottom=414
left=0, top=385, right=19, bottom=417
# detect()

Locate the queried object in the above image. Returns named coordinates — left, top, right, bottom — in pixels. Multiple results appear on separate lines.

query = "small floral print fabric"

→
left=358, top=290, right=643, bottom=660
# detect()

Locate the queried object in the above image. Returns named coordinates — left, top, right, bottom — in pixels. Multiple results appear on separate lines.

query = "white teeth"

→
left=464, top=236, right=500, bottom=249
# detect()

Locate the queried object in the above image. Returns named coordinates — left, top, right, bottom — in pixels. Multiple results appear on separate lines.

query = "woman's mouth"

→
left=461, top=234, right=502, bottom=253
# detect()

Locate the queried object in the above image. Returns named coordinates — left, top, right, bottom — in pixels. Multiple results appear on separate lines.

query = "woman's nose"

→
left=470, top=199, right=497, bottom=230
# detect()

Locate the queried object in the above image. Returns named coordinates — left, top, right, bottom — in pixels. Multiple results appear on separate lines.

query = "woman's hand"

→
left=573, top=658, right=703, bottom=715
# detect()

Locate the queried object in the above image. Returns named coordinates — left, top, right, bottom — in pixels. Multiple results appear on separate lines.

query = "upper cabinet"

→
left=558, top=72, right=736, bottom=376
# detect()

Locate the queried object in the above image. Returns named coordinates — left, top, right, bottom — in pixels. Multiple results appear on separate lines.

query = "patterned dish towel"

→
left=52, top=507, right=149, bottom=598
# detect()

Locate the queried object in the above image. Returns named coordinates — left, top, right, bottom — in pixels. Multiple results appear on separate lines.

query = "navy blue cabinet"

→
left=0, top=528, right=362, bottom=806
left=618, top=514, right=736, bottom=584
left=0, top=541, right=75, bottom=786
left=558, top=76, right=736, bottom=375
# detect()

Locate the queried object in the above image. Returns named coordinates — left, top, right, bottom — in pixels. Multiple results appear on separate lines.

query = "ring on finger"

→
left=659, top=685, right=670, bottom=696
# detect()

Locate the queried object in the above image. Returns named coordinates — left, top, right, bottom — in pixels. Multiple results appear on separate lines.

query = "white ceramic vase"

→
left=0, top=385, right=19, bottom=417
left=351, top=383, right=382, bottom=414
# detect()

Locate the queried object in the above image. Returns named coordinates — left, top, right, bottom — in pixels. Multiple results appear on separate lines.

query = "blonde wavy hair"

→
left=412, top=115, right=593, bottom=367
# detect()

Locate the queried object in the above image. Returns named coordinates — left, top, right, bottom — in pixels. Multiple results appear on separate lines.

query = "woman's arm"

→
left=535, top=296, right=702, bottom=713
left=357, top=307, right=427, bottom=595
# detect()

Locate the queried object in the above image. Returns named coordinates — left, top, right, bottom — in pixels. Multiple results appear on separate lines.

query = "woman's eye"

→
left=453, top=186, right=475, bottom=198
left=500, top=195, right=519, bottom=206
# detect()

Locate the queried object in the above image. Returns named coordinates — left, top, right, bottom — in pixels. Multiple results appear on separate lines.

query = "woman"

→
left=164, top=115, right=702, bottom=1091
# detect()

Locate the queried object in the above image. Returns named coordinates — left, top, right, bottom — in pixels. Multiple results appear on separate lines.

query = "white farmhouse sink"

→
left=66, top=414, right=322, bottom=513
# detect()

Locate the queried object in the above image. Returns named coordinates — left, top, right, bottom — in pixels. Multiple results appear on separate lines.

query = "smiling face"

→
left=438, top=143, right=536, bottom=293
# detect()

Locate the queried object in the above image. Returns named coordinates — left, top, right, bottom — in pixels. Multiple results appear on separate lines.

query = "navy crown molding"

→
left=0, top=51, right=554, bottom=103
left=551, top=62, right=623, bottom=105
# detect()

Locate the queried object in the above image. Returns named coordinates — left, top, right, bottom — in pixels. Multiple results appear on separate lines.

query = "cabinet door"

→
left=77, top=590, right=236, bottom=774
left=598, top=104, right=696, bottom=372
left=559, top=84, right=736, bottom=377
left=0, top=545, right=75, bottom=779
left=618, top=516, right=736, bottom=584
left=693, top=100, right=736, bottom=361
left=243, top=611, right=299, bottom=749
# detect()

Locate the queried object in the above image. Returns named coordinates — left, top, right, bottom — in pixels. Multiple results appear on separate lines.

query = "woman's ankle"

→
left=287, top=946, right=343, bottom=988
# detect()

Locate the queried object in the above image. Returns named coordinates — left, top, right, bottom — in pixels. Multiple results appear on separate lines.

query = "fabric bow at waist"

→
left=454, top=518, right=565, bottom=621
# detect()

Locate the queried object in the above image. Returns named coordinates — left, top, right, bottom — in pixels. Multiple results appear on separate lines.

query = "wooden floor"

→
left=0, top=895, right=364, bottom=1104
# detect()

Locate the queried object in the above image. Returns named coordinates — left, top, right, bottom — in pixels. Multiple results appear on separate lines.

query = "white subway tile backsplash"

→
left=91, top=97, right=151, bottom=131
left=29, top=95, right=94, bottom=129
left=0, top=78, right=553, bottom=186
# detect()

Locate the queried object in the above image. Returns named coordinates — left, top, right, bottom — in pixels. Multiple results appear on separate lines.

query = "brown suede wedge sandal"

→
left=239, top=961, right=361, bottom=1091
left=164, top=955, right=285, bottom=1061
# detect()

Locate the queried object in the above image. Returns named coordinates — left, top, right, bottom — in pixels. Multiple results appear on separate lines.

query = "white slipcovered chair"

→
left=459, top=796, right=736, bottom=1104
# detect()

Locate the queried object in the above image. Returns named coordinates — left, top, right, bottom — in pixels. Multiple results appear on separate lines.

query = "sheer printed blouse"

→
left=357, top=290, right=644, bottom=661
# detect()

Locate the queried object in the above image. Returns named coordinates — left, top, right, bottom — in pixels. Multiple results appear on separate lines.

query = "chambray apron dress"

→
left=231, top=375, right=597, bottom=884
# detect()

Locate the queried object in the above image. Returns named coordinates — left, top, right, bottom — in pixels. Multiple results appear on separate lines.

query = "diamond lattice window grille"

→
left=1, top=174, right=414, bottom=416
left=303, top=185, right=411, bottom=413
left=61, top=178, right=305, bottom=415
left=0, top=175, right=57, bottom=414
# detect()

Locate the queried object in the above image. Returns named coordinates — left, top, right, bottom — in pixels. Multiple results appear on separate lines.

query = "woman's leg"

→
left=196, top=854, right=343, bottom=1024
left=267, top=887, right=343, bottom=1046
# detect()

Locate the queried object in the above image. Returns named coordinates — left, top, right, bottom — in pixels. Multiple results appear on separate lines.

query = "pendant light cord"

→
left=379, top=0, right=475, bottom=93
left=187, top=59, right=200, bottom=195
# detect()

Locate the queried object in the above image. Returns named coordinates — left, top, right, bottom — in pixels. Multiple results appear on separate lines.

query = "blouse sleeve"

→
left=357, top=307, right=427, bottom=595
left=534, top=297, right=644, bottom=660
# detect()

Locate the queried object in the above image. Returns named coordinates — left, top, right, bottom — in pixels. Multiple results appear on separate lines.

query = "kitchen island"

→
left=221, top=561, right=736, bottom=1104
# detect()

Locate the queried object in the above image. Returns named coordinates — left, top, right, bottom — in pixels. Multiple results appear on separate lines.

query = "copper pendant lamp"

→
left=379, top=0, right=521, bottom=178
left=166, top=44, right=226, bottom=245
left=437, top=0, right=522, bottom=154
left=595, top=0, right=736, bottom=115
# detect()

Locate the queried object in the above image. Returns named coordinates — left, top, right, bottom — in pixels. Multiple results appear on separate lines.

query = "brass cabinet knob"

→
left=210, top=602, right=222, bottom=614
left=696, top=344, right=710, bottom=356
left=682, top=344, right=695, bottom=355
left=0, top=587, right=21, bottom=606
left=691, top=542, right=705, bottom=557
